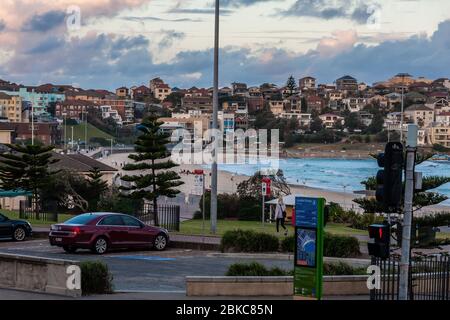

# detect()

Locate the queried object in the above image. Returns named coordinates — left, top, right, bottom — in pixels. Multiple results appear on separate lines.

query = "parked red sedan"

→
left=49, top=213, right=169, bottom=254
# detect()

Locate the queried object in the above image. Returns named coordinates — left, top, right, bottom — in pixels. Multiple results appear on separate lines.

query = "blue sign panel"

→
left=296, top=228, right=317, bottom=268
left=295, top=197, right=319, bottom=228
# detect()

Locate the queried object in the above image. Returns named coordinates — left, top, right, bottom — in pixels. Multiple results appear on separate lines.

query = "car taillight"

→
left=68, top=227, right=81, bottom=235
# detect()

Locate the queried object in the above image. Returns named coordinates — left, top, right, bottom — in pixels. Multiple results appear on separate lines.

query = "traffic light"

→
left=368, top=223, right=390, bottom=259
left=375, top=142, right=404, bottom=209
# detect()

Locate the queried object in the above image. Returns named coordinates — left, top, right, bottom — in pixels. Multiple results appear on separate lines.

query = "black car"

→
left=0, top=213, right=33, bottom=241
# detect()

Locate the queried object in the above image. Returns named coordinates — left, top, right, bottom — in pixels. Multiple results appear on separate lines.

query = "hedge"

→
left=221, top=230, right=279, bottom=253
left=80, top=261, right=114, bottom=295
left=226, top=261, right=367, bottom=276
left=281, top=232, right=361, bottom=258
left=222, top=229, right=361, bottom=257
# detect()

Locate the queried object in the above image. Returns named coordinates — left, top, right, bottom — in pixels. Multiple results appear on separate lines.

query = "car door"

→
left=97, top=215, right=127, bottom=247
left=0, top=214, right=12, bottom=238
left=122, top=216, right=151, bottom=246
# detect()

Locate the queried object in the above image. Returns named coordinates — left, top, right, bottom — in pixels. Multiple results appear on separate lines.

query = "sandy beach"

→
left=96, top=151, right=450, bottom=214
left=99, top=152, right=362, bottom=206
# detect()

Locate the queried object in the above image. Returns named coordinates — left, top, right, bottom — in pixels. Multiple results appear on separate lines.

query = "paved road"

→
left=0, top=239, right=292, bottom=292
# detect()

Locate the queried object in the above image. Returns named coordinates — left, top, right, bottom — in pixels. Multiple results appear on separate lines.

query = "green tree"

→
left=354, top=152, right=450, bottom=214
left=120, top=116, right=184, bottom=226
left=367, top=112, right=384, bottom=134
left=0, top=144, right=59, bottom=216
left=344, top=112, right=362, bottom=132
left=286, top=75, right=297, bottom=96
left=87, top=167, right=109, bottom=212
left=310, top=116, right=324, bottom=132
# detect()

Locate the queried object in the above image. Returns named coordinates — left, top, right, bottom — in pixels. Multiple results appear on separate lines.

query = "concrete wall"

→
left=186, top=276, right=370, bottom=297
left=0, top=253, right=81, bottom=297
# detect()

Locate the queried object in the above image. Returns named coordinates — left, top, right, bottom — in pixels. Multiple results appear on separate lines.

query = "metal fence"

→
left=19, top=200, right=58, bottom=222
left=135, top=203, right=180, bottom=232
left=371, top=253, right=450, bottom=300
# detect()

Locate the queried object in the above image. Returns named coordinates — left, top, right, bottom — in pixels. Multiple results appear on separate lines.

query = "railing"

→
left=134, top=203, right=180, bottom=232
left=19, top=200, right=58, bottom=222
left=371, top=253, right=450, bottom=300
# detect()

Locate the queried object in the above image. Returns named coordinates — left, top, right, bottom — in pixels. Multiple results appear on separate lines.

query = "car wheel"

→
left=153, top=233, right=168, bottom=251
left=63, top=246, right=77, bottom=253
left=13, top=227, right=26, bottom=241
left=92, top=237, right=108, bottom=254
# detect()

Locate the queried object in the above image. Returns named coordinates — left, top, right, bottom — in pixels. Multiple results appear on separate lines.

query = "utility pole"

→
left=399, top=124, right=418, bottom=300
left=31, top=103, right=35, bottom=146
left=84, top=110, right=88, bottom=151
left=210, top=0, right=220, bottom=234
left=62, top=113, right=67, bottom=152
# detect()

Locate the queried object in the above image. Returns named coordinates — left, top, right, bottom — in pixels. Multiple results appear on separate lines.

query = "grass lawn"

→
left=178, top=219, right=367, bottom=238
left=1, top=210, right=73, bottom=228
left=63, top=123, right=112, bottom=142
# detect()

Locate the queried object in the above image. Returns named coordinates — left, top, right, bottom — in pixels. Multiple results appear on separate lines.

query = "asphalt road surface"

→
left=0, top=239, right=293, bottom=292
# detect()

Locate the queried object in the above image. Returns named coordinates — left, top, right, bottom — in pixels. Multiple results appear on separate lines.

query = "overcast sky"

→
left=1, top=0, right=450, bottom=90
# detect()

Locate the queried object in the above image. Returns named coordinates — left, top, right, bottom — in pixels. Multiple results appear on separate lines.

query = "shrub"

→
left=280, top=235, right=295, bottom=252
left=226, top=262, right=290, bottom=276
left=221, top=229, right=279, bottom=253
left=281, top=232, right=361, bottom=258
left=80, top=261, right=114, bottom=295
left=324, top=233, right=361, bottom=258
left=323, top=262, right=366, bottom=275
left=226, top=261, right=367, bottom=276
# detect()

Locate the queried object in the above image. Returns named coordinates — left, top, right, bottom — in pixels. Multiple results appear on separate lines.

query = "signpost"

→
left=261, top=178, right=271, bottom=226
left=294, top=197, right=325, bottom=300
left=194, top=170, right=206, bottom=241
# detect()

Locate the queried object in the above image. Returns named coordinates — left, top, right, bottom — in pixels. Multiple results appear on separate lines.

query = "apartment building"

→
left=335, top=75, right=358, bottom=95
left=269, top=100, right=284, bottom=116
left=404, top=104, right=435, bottom=128
left=182, top=96, right=213, bottom=112
left=55, top=100, right=95, bottom=120
left=0, top=92, right=25, bottom=122
left=319, top=113, right=344, bottom=129
left=430, top=126, right=450, bottom=148
left=299, top=77, right=316, bottom=91
left=0, top=87, right=65, bottom=116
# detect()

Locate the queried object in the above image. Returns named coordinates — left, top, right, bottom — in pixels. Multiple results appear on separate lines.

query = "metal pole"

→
left=84, top=110, right=88, bottom=151
left=262, top=194, right=265, bottom=227
left=31, top=104, right=34, bottom=146
left=399, top=124, right=418, bottom=300
left=202, top=173, right=206, bottom=243
left=71, top=126, right=74, bottom=152
left=63, top=114, right=66, bottom=152
left=400, top=85, right=404, bottom=142
left=110, top=138, right=113, bottom=156
left=210, top=0, right=220, bottom=234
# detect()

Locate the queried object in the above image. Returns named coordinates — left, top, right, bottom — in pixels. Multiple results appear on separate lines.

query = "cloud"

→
left=219, top=0, right=282, bottom=7
left=21, top=10, right=66, bottom=32
left=159, top=30, right=186, bottom=49
left=281, top=0, right=380, bottom=24
left=121, top=16, right=203, bottom=23
left=0, top=19, right=5, bottom=32
left=3, top=18, right=450, bottom=91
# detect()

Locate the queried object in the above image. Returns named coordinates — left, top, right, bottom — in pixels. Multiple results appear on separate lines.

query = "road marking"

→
left=111, top=255, right=176, bottom=261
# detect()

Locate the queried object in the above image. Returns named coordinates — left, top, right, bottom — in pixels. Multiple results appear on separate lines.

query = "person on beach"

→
left=275, top=196, right=287, bottom=236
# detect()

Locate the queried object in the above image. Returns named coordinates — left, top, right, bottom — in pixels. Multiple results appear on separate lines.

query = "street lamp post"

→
left=210, top=0, right=220, bottom=234
left=62, top=112, right=67, bottom=152
left=84, top=109, right=88, bottom=151
left=31, top=103, right=35, bottom=146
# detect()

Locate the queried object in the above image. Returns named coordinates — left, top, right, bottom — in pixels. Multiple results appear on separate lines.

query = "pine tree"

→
left=286, top=75, right=297, bottom=96
left=120, top=116, right=184, bottom=226
left=87, top=167, right=108, bottom=212
left=0, top=144, right=59, bottom=216
left=354, top=151, right=450, bottom=214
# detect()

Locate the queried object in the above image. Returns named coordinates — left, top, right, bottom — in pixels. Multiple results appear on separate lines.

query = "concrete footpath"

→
left=0, top=288, right=368, bottom=300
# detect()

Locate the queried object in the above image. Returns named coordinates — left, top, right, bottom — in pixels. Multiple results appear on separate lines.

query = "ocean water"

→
left=218, top=158, right=450, bottom=205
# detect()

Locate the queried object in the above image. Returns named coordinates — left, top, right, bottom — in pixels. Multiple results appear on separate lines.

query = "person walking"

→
left=275, top=196, right=288, bottom=236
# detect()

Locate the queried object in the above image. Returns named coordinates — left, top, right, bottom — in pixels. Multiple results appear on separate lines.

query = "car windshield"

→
left=64, top=214, right=99, bottom=225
